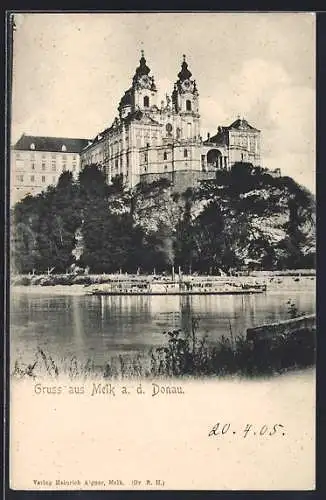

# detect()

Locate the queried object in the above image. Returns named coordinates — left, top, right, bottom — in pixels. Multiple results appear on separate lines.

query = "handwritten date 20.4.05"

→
left=208, top=423, right=286, bottom=438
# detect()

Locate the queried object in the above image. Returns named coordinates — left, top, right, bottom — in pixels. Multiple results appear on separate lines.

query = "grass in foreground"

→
left=11, top=319, right=315, bottom=380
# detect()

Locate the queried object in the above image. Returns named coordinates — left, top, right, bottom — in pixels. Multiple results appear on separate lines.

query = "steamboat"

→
left=86, top=274, right=267, bottom=296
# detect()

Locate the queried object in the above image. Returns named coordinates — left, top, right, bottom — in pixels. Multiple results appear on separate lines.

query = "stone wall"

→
left=246, top=314, right=316, bottom=342
left=139, top=169, right=216, bottom=193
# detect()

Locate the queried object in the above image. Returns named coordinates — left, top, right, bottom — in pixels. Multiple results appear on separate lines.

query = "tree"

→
left=174, top=191, right=195, bottom=273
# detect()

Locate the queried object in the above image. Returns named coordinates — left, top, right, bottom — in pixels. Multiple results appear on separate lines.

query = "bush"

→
left=11, top=325, right=316, bottom=380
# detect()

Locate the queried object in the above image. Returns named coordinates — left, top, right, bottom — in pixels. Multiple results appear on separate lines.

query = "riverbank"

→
left=11, top=284, right=89, bottom=296
left=10, top=272, right=315, bottom=296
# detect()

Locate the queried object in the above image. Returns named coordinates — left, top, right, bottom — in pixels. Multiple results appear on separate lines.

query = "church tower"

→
left=118, top=51, right=158, bottom=119
left=171, top=55, right=200, bottom=142
left=132, top=50, right=158, bottom=111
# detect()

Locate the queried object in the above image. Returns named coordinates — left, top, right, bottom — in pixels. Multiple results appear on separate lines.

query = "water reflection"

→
left=10, top=290, right=315, bottom=365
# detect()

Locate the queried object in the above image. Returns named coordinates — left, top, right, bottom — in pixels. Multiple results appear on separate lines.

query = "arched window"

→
left=144, top=96, right=150, bottom=107
left=186, top=100, right=192, bottom=111
left=30, top=143, right=35, bottom=150
left=166, top=123, right=172, bottom=135
left=61, top=145, right=67, bottom=152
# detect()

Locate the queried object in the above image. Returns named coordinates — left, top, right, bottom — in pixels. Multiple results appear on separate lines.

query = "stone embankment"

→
left=246, top=314, right=316, bottom=342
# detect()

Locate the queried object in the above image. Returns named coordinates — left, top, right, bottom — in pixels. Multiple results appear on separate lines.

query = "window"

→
left=62, top=165, right=66, bottom=172
left=164, top=165, right=168, bottom=170
left=144, top=96, right=149, bottom=107
left=184, top=149, right=188, bottom=158
left=17, top=175, right=24, bottom=182
left=42, top=154, right=46, bottom=159
left=31, top=175, right=35, bottom=182
left=166, top=123, right=172, bottom=135
left=42, top=176, right=46, bottom=182
left=30, top=143, right=35, bottom=150
left=42, top=163, right=46, bottom=170
left=186, top=100, right=192, bottom=111
left=73, top=155, right=76, bottom=161
left=51, top=154, right=56, bottom=159
left=163, top=152, right=168, bottom=160
left=52, top=164, right=56, bottom=171
left=144, top=153, right=148, bottom=162
left=61, top=145, right=67, bottom=152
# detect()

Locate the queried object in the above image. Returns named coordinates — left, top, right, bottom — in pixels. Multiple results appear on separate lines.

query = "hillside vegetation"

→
left=11, top=163, right=315, bottom=274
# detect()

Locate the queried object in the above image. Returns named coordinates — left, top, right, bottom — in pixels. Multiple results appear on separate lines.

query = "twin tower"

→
left=118, top=51, right=200, bottom=127
left=80, top=51, right=261, bottom=191
left=80, top=51, right=204, bottom=190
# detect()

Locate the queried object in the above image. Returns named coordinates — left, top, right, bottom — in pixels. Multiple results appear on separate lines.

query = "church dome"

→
left=133, top=50, right=151, bottom=85
left=177, top=55, right=192, bottom=81
left=119, top=88, right=133, bottom=108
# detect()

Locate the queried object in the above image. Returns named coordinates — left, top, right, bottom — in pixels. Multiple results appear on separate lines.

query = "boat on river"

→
left=86, top=278, right=267, bottom=296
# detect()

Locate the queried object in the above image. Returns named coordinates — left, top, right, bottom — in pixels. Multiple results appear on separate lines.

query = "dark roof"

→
left=13, top=134, right=90, bottom=153
left=89, top=128, right=110, bottom=145
left=132, top=52, right=151, bottom=85
left=228, top=118, right=260, bottom=131
left=119, top=88, right=133, bottom=110
left=204, top=118, right=260, bottom=145
left=203, top=132, right=226, bottom=146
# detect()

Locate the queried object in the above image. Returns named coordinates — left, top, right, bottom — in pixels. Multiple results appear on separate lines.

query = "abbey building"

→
left=11, top=52, right=267, bottom=204
left=80, top=52, right=262, bottom=191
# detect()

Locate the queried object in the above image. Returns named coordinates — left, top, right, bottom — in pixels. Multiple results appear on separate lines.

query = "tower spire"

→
left=133, top=50, right=151, bottom=85
left=178, top=54, right=192, bottom=81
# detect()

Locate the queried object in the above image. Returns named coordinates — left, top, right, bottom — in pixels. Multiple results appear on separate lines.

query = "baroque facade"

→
left=11, top=52, right=266, bottom=205
left=80, top=52, right=262, bottom=191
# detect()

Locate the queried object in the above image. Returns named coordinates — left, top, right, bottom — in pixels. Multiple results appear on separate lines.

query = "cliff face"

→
left=130, top=165, right=315, bottom=271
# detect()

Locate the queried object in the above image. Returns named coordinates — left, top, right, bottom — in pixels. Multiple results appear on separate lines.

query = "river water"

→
left=10, top=284, right=315, bottom=366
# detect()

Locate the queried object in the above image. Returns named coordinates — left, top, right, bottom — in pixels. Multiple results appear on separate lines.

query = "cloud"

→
left=265, top=152, right=315, bottom=193
left=267, top=86, right=315, bottom=154
left=199, top=58, right=293, bottom=132
left=11, top=15, right=315, bottom=191
left=199, top=58, right=315, bottom=191
left=228, top=58, right=291, bottom=115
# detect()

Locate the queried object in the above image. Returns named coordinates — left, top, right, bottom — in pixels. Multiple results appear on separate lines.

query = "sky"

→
left=11, top=12, right=316, bottom=192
